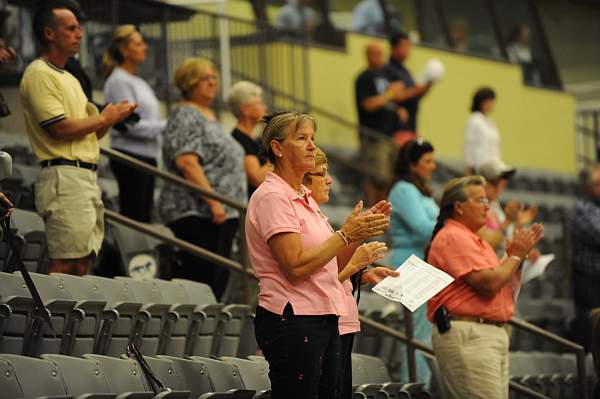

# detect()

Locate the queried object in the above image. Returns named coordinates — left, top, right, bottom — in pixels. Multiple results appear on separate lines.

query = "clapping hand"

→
left=506, top=223, right=544, bottom=260
left=340, top=201, right=390, bottom=243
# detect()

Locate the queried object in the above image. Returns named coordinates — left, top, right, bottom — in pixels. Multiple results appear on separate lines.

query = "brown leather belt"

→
left=449, top=315, right=506, bottom=328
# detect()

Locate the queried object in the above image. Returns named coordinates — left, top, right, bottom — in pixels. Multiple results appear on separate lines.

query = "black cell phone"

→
left=434, top=306, right=451, bottom=334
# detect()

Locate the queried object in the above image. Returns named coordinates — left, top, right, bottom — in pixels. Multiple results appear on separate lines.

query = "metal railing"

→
left=100, top=147, right=253, bottom=303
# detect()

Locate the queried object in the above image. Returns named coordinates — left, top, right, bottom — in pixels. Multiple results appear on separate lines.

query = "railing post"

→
left=592, top=110, right=600, bottom=162
left=217, top=2, right=232, bottom=99
left=403, top=306, right=417, bottom=382
left=576, top=348, right=589, bottom=399
left=237, top=209, right=252, bottom=305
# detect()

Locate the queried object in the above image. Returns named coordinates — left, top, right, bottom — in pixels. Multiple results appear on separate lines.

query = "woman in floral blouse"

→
left=159, top=57, right=246, bottom=299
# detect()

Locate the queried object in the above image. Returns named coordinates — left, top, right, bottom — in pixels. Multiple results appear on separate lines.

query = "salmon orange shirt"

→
left=427, top=219, right=516, bottom=322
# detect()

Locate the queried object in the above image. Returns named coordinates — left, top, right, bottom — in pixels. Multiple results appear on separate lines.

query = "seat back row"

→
left=0, top=272, right=257, bottom=358
left=0, top=353, right=271, bottom=399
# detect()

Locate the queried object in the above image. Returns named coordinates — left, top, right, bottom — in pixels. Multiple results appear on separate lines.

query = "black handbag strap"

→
left=126, top=342, right=171, bottom=394
left=1, top=216, right=54, bottom=333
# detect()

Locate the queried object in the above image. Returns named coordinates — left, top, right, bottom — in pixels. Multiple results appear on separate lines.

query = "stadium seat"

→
left=149, top=277, right=206, bottom=356
left=84, top=353, right=187, bottom=398
left=157, top=355, right=213, bottom=397
left=0, top=354, right=70, bottom=399
left=84, top=275, right=146, bottom=356
left=41, top=354, right=115, bottom=398
left=1, top=271, right=78, bottom=356
left=20, top=272, right=90, bottom=355
left=170, top=278, right=253, bottom=358
left=114, top=277, right=180, bottom=356
left=188, top=356, right=255, bottom=399
left=108, top=221, right=162, bottom=279
left=221, top=357, right=271, bottom=397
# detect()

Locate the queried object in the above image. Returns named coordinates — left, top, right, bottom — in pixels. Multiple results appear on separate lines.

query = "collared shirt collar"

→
left=41, top=58, right=65, bottom=73
left=445, top=219, right=487, bottom=245
left=264, top=172, right=313, bottom=202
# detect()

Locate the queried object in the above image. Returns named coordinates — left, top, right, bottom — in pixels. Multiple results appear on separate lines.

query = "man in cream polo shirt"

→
left=20, top=1, right=137, bottom=275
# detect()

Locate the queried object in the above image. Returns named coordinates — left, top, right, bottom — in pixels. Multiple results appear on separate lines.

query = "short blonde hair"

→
left=102, top=24, right=137, bottom=77
left=303, top=147, right=328, bottom=186
left=174, top=57, right=217, bottom=99
left=260, top=111, right=317, bottom=164
left=227, top=81, right=263, bottom=119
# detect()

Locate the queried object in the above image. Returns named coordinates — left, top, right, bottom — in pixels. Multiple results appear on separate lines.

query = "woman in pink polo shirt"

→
left=303, top=147, right=399, bottom=399
left=426, top=175, right=543, bottom=399
left=246, top=112, right=390, bottom=399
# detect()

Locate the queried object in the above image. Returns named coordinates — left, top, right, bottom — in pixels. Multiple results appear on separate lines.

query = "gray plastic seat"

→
left=0, top=355, right=27, bottom=399
left=138, top=356, right=188, bottom=393
left=221, top=357, right=271, bottom=398
left=114, top=277, right=178, bottom=356
left=0, top=271, right=33, bottom=354
left=108, top=221, right=161, bottom=280
left=42, top=354, right=115, bottom=398
left=49, top=273, right=108, bottom=356
left=0, top=354, right=70, bottom=399
left=162, top=282, right=252, bottom=357
left=84, top=275, right=146, bottom=356
left=170, top=279, right=224, bottom=356
left=27, top=272, right=108, bottom=355
left=0, top=271, right=76, bottom=356
left=84, top=354, right=159, bottom=399
left=188, top=356, right=255, bottom=399
left=157, top=355, right=213, bottom=398
left=151, top=278, right=202, bottom=357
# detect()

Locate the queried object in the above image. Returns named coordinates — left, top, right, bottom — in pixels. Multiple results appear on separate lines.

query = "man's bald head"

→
left=365, top=42, right=385, bottom=70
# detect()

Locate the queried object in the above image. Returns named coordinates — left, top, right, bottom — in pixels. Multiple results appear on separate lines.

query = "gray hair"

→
left=425, top=175, right=486, bottom=258
left=227, top=81, right=263, bottom=119
left=260, top=111, right=317, bottom=164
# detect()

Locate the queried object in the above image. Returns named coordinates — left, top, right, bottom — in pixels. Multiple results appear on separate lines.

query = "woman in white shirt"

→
left=463, top=87, right=499, bottom=174
left=103, top=25, right=166, bottom=223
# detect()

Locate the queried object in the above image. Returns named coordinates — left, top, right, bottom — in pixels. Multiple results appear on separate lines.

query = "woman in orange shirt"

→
left=426, top=175, right=543, bottom=399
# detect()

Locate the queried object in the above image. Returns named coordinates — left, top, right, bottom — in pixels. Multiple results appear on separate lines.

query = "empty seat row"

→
left=0, top=352, right=271, bottom=399
left=0, top=272, right=256, bottom=358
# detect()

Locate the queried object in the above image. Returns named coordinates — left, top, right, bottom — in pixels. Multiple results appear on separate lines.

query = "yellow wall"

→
left=203, top=3, right=577, bottom=174
left=308, top=33, right=577, bottom=175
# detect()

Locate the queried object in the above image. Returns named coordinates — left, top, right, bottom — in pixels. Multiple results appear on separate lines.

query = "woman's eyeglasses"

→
left=307, top=170, right=328, bottom=178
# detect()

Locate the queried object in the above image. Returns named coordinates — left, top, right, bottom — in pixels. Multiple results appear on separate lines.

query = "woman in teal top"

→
left=388, top=139, right=438, bottom=385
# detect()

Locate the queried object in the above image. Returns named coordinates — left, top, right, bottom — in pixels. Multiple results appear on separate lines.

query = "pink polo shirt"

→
left=427, top=219, right=516, bottom=322
left=339, top=279, right=360, bottom=335
left=246, top=172, right=347, bottom=316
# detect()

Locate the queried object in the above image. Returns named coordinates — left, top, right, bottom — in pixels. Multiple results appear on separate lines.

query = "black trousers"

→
left=339, top=333, right=355, bottom=399
left=109, top=150, right=157, bottom=223
left=255, top=303, right=341, bottom=399
left=167, top=216, right=238, bottom=300
left=572, top=271, right=600, bottom=351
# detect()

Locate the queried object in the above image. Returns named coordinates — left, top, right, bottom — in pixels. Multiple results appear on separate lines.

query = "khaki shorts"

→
left=35, top=165, right=104, bottom=259
left=360, top=137, right=396, bottom=188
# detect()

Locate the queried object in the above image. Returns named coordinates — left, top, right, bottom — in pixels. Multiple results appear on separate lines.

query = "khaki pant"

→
left=432, top=320, right=509, bottom=399
left=35, top=165, right=104, bottom=259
